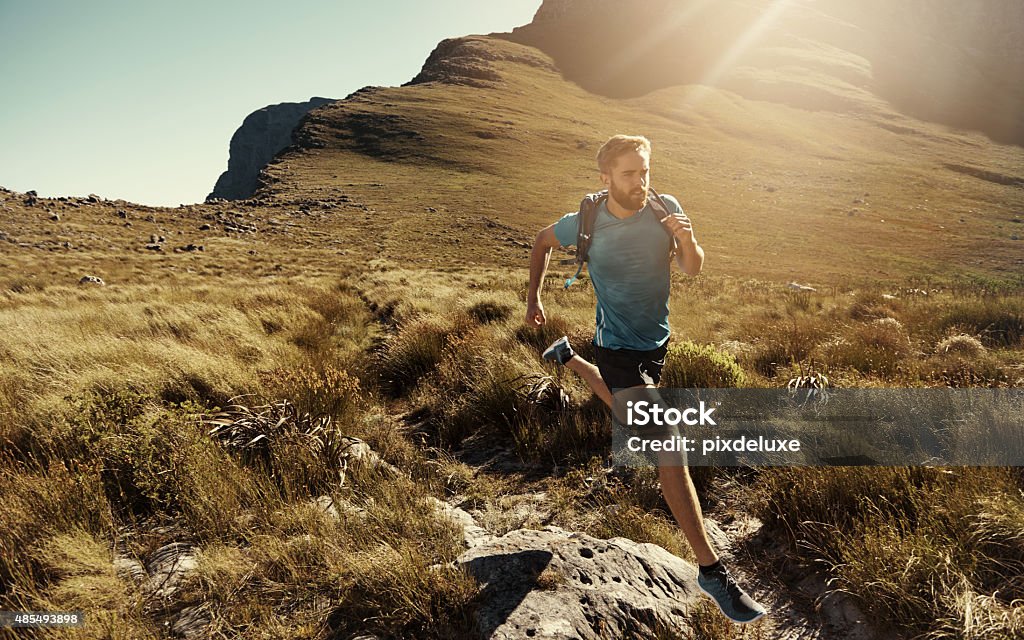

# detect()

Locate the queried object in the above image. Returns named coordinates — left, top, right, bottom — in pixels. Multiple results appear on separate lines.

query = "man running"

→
left=524, top=134, right=766, bottom=624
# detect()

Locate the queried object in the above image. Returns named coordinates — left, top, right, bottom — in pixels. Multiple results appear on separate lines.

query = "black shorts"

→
left=593, top=342, right=668, bottom=391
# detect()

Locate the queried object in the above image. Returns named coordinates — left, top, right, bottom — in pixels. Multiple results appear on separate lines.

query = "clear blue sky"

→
left=0, top=0, right=542, bottom=206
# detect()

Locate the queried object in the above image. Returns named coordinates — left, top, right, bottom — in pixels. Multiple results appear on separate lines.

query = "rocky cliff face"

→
left=503, top=0, right=1024, bottom=145
left=207, top=97, right=333, bottom=201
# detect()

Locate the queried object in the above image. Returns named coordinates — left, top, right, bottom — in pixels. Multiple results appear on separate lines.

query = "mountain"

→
left=501, top=0, right=1024, bottom=146
left=233, top=0, right=1022, bottom=285
left=207, top=97, right=334, bottom=201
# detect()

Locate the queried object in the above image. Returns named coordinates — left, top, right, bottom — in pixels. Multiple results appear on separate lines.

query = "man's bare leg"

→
left=560, top=356, right=720, bottom=566
left=564, top=355, right=613, bottom=407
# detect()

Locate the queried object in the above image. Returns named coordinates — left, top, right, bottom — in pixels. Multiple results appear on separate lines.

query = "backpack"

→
left=560, top=186, right=678, bottom=288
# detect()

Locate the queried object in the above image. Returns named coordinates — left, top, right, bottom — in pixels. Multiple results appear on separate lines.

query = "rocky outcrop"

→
left=428, top=497, right=705, bottom=639
left=407, top=36, right=556, bottom=88
left=207, top=97, right=333, bottom=201
left=458, top=526, right=702, bottom=639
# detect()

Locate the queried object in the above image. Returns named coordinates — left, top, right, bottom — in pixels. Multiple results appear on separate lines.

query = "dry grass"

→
left=0, top=28, right=1021, bottom=635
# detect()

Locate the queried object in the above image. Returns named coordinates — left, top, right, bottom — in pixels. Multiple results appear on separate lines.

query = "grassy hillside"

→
left=257, top=36, right=1023, bottom=286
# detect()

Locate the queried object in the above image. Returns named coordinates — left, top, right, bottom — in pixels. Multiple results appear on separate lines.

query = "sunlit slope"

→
left=257, top=36, right=1022, bottom=285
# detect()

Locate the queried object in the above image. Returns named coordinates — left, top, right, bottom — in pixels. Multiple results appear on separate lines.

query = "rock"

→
left=334, top=436, right=401, bottom=478
left=87, top=193, right=100, bottom=203
left=207, top=97, right=334, bottom=201
left=78, top=275, right=105, bottom=286
left=198, top=223, right=211, bottom=231
left=787, top=282, right=816, bottom=292
left=117, top=209, right=128, bottom=218
left=428, top=497, right=492, bottom=549
left=170, top=605, right=210, bottom=639
left=458, top=526, right=702, bottom=639
left=26, top=190, right=37, bottom=197
left=49, top=213, right=60, bottom=221
left=145, top=542, right=198, bottom=599
left=145, top=243, right=163, bottom=251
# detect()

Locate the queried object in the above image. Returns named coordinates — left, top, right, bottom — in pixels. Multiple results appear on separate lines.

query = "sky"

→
left=0, top=0, right=542, bottom=207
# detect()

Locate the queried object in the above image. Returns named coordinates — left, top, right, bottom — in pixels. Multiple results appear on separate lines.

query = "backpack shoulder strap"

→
left=647, top=187, right=679, bottom=258
left=563, top=190, right=607, bottom=288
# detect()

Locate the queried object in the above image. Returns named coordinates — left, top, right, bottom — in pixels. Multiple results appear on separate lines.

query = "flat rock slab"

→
left=458, top=526, right=701, bottom=639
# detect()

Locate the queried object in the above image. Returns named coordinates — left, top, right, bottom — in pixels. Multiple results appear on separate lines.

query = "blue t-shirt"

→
left=553, top=194, right=682, bottom=351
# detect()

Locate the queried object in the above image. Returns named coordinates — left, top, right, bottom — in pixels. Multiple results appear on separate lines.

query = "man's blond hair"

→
left=596, top=134, right=651, bottom=174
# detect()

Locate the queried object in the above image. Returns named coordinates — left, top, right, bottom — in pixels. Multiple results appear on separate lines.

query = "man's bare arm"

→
left=673, top=238, right=705, bottom=276
left=525, top=225, right=561, bottom=326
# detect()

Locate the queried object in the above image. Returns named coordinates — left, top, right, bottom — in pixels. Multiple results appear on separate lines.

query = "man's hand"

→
left=525, top=299, right=547, bottom=327
left=660, top=212, right=695, bottom=246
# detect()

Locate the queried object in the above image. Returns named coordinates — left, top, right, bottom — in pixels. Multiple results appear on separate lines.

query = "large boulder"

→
left=457, top=526, right=702, bottom=639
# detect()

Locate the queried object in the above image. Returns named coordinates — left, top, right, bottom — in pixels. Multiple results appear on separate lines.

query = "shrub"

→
left=262, top=363, right=361, bottom=423
left=661, top=341, right=745, bottom=388
left=746, top=317, right=825, bottom=378
left=935, top=333, right=985, bottom=357
left=847, top=291, right=900, bottom=321
left=937, top=299, right=1024, bottom=348
left=821, top=320, right=912, bottom=377
left=513, top=315, right=572, bottom=353
left=467, top=300, right=513, bottom=324
left=376, top=316, right=459, bottom=395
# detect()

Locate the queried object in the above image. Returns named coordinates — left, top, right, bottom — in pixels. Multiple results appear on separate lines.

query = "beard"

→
left=610, top=182, right=648, bottom=212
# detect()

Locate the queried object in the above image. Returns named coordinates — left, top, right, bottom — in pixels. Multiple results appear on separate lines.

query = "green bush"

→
left=661, top=341, right=745, bottom=388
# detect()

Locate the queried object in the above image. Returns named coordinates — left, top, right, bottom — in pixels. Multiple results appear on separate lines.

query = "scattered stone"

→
left=145, top=243, right=163, bottom=251
left=78, top=275, right=105, bottom=286
left=174, top=244, right=204, bottom=253
left=146, top=214, right=156, bottom=222
left=87, top=193, right=100, bottom=203
left=49, top=213, right=60, bottom=221
left=425, top=206, right=437, bottom=212
left=198, top=223, right=211, bottom=231
left=117, top=209, right=128, bottom=218
left=428, top=497, right=492, bottom=549
left=170, top=605, right=210, bottom=639
left=145, top=542, right=198, bottom=599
